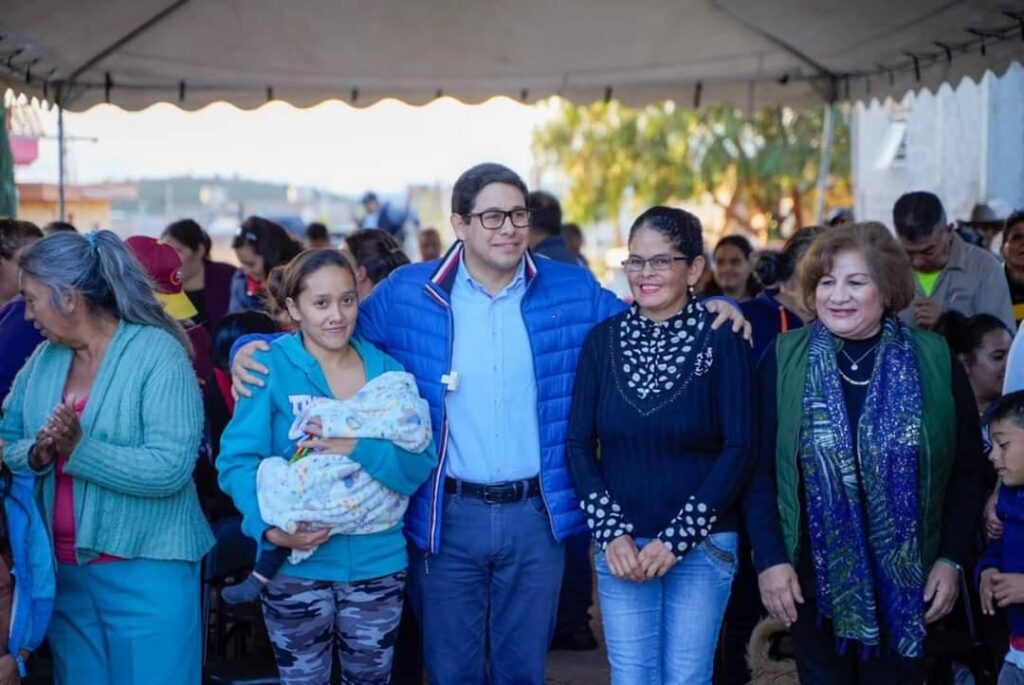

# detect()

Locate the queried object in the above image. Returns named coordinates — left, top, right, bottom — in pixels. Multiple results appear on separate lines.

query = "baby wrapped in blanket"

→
left=221, top=371, right=432, bottom=604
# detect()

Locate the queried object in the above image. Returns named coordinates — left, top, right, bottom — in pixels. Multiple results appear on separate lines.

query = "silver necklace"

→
left=840, top=343, right=879, bottom=371
left=838, top=367, right=871, bottom=386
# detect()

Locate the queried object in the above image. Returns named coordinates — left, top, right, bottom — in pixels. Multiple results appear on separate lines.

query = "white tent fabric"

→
left=0, top=0, right=1021, bottom=112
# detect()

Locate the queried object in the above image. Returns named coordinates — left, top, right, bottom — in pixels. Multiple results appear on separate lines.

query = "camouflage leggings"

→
left=261, top=572, right=405, bottom=685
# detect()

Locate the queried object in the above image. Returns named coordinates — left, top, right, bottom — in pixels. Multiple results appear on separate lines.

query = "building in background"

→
left=852, top=62, right=1024, bottom=227
left=17, top=182, right=137, bottom=228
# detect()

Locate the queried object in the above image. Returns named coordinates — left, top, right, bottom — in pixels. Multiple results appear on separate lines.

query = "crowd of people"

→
left=0, top=166, right=1022, bottom=685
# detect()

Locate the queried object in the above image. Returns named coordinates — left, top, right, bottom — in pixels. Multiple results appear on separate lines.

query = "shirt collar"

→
left=944, top=231, right=969, bottom=272
left=456, top=254, right=527, bottom=299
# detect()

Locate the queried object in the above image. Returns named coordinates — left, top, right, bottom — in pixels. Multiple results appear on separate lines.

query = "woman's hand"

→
left=29, top=429, right=57, bottom=471
left=637, top=539, right=678, bottom=578
left=924, top=562, right=960, bottom=623
left=980, top=567, right=999, bottom=615
left=991, top=572, right=1024, bottom=609
left=758, top=563, right=804, bottom=626
left=605, top=535, right=646, bottom=582
left=703, top=299, right=753, bottom=342
left=231, top=340, right=272, bottom=399
left=985, top=488, right=1004, bottom=540
left=297, top=421, right=357, bottom=455
left=264, top=526, right=330, bottom=551
left=45, top=396, right=82, bottom=456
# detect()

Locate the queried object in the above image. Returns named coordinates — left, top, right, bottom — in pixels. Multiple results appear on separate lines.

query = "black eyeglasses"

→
left=464, top=209, right=531, bottom=230
left=621, top=254, right=692, bottom=272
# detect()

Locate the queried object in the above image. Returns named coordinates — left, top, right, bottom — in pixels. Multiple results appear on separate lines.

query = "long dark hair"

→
left=937, top=311, right=1013, bottom=363
left=757, top=225, right=828, bottom=287
left=344, top=230, right=411, bottom=285
left=163, top=219, right=213, bottom=260
left=231, top=217, right=303, bottom=275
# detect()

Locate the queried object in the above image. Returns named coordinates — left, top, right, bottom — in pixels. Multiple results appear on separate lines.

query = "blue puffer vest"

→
left=358, top=243, right=626, bottom=552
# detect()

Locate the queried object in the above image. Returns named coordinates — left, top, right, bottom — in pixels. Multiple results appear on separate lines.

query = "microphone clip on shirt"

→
left=442, top=371, right=461, bottom=392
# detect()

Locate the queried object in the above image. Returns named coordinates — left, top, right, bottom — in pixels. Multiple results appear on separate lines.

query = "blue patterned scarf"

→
left=800, top=316, right=925, bottom=657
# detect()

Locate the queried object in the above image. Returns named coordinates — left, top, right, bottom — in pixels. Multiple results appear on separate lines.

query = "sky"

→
left=13, top=95, right=552, bottom=196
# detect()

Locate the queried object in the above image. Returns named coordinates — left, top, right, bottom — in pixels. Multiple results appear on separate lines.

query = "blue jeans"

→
left=408, top=494, right=564, bottom=685
left=595, top=532, right=738, bottom=685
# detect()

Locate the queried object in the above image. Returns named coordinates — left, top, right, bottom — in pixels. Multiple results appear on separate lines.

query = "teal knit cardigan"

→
left=0, top=321, right=213, bottom=563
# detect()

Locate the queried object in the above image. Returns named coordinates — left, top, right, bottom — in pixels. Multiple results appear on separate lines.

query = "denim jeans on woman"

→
left=595, top=532, right=738, bottom=685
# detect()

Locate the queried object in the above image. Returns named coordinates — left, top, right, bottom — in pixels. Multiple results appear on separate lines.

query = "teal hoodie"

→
left=217, top=334, right=437, bottom=582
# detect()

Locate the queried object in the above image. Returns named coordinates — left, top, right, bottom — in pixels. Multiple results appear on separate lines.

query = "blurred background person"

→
left=527, top=191, right=578, bottom=265
left=0, top=219, right=44, bottom=404
left=162, top=218, right=237, bottom=333
left=741, top=226, right=826, bottom=363
left=893, top=191, right=1014, bottom=332
left=125, top=235, right=214, bottom=385
left=418, top=227, right=443, bottom=262
left=304, top=222, right=333, bottom=249
left=937, top=311, right=1013, bottom=418
left=359, top=191, right=420, bottom=246
left=958, top=203, right=1006, bottom=251
left=708, top=235, right=761, bottom=302
left=229, top=216, right=302, bottom=314
left=343, top=229, right=411, bottom=300
left=1002, top=209, right=1024, bottom=326
left=561, top=223, right=589, bottom=268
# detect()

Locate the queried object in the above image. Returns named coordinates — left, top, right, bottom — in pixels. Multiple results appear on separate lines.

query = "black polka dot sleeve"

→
left=579, top=491, right=634, bottom=550
left=657, top=496, right=718, bottom=559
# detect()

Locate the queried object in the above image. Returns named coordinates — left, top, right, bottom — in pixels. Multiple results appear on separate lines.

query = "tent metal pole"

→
left=57, top=103, right=66, bottom=222
left=815, top=103, right=835, bottom=224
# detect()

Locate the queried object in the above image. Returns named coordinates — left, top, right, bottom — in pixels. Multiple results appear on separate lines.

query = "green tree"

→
left=0, top=105, right=17, bottom=217
left=532, top=100, right=849, bottom=244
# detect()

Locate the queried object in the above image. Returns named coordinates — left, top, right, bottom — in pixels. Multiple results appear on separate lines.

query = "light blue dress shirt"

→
left=444, top=257, right=541, bottom=483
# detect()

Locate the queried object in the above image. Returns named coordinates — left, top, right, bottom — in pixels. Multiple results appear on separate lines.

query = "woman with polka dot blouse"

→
left=566, top=206, right=756, bottom=685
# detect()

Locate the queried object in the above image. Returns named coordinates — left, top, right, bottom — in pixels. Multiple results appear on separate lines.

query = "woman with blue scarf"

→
left=743, top=222, right=985, bottom=683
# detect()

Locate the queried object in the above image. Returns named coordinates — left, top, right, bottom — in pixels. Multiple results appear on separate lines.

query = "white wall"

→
left=852, top=62, right=1024, bottom=227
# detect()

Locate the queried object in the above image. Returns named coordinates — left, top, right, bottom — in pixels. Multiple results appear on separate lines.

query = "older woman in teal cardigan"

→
left=0, top=231, right=212, bottom=685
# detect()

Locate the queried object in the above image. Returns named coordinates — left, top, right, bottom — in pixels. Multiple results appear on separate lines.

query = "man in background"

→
left=893, top=191, right=1014, bottom=332
left=561, top=223, right=589, bottom=268
left=419, top=227, right=443, bottom=262
left=527, top=191, right=578, bottom=265
left=304, top=222, right=332, bottom=249
left=360, top=191, right=420, bottom=244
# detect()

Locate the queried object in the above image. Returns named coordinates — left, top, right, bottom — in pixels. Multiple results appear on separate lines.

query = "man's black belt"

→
left=444, top=477, right=541, bottom=504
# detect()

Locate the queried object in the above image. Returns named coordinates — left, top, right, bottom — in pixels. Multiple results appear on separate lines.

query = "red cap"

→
left=124, top=236, right=199, bottom=321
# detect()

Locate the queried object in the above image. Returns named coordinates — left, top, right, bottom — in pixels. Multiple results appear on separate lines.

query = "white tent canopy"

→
left=1, top=0, right=1022, bottom=112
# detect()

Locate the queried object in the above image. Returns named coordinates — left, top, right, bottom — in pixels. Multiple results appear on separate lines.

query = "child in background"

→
left=221, top=370, right=431, bottom=604
left=980, top=390, right=1024, bottom=684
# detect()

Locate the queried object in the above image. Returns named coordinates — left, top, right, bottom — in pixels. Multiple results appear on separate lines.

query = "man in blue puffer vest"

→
left=231, top=163, right=747, bottom=684
left=360, top=164, right=623, bottom=684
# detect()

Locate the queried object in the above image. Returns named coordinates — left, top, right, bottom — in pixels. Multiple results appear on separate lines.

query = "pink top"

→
left=53, top=395, right=122, bottom=565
